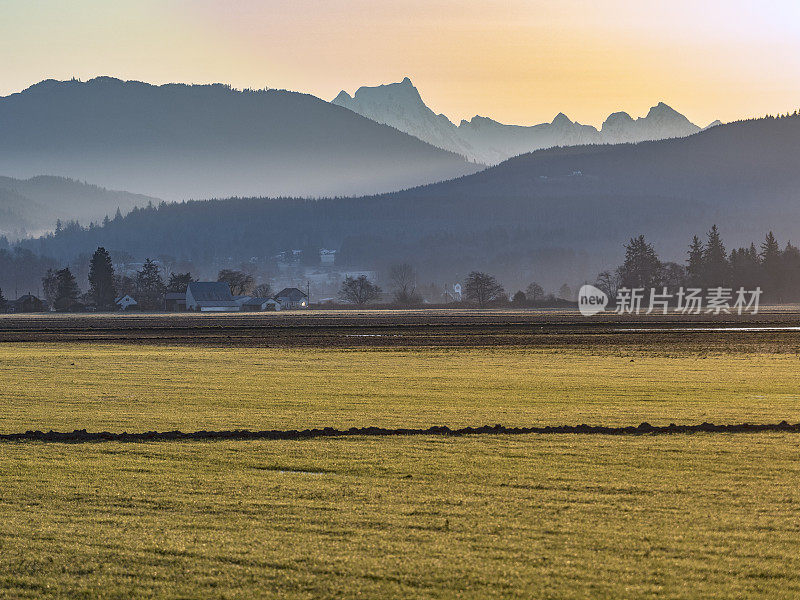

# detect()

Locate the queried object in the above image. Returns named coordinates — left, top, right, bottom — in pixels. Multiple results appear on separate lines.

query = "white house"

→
left=115, top=295, right=138, bottom=311
left=185, top=282, right=240, bottom=312
left=274, top=287, right=308, bottom=310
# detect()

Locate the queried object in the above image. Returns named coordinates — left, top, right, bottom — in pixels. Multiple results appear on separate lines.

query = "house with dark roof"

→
left=274, top=287, right=308, bottom=310
left=8, top=294, right=45, bottom=313
left=185, top=282, right=240, bottom=312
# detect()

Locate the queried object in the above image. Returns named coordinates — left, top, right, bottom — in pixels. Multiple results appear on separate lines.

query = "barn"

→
left=185, top=282, right=240, bottom=312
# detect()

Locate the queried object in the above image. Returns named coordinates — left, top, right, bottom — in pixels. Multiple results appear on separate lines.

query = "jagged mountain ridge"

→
left=333, top=78, right=705, bottom=163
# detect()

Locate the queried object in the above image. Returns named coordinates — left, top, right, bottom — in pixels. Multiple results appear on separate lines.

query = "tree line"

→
left=4, top=225, right=800, bottom=311
left=596, top=226, right=800, bottom=302
left=24, top=247, right=277, bottom=312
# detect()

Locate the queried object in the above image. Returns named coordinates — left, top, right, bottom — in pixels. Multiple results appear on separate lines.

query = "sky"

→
left=2, top=0, right=799, bottom=127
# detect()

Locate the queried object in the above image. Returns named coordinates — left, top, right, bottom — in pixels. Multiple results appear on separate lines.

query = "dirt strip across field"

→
left=3, top=421, right=800, bottom=443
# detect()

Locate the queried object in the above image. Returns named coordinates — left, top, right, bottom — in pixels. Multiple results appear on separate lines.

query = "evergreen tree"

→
left=88, top=247, right=116, bottom=310
left=114, top=274, right=136, bottom=298
left=135, top=258, right=166, bottom=311
left=686, top=235, right=704, bottom=287
left=702, top=225, right=729, bottom=287
left=618, top=235, right=662, bottom=289
left=54, top=267, right=79, bottom=311
left=781, top=242, right=800, bottom=300
left=659, top=262, right=687, bottom=292
left=730, top=244, right=761, bottom=291
left=0, top=287, right=7, bottom=313
left=760, top=231, right=782, bottom=300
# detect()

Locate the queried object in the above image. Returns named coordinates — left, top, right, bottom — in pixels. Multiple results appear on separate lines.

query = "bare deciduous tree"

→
left=594, top=270, right=621, bottom=300
left=389, top=263, right=420, bottom=305
left=338, top=275, right=381, bottom=305
left=167, top=272, right=194, bottom=293
left=253, top=283, right=272, bottom=298
left=525, top=282, right=544, bottom=302
left=463, top=271, right=505, bottom=308
left=217, top=269, right=254, bottom=295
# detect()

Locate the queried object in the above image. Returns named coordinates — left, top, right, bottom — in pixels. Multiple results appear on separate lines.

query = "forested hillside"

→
left=14, top=113, right=800, bottom=290
left=0, top=175, right=155, bottom=238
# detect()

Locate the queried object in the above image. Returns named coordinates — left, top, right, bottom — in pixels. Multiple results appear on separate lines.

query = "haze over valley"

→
left=11, top=110, right=799, bottom=294
left=0, top=77, right=479, bottom=204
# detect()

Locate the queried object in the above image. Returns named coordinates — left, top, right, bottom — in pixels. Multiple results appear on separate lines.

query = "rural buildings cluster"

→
left=3, top=282, right=308, bottom=314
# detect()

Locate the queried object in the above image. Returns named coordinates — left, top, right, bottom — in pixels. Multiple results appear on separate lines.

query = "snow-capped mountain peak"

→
left=333, top=79, right=707, bottom=164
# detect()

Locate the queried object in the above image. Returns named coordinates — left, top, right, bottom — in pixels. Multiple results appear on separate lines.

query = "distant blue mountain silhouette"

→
left=0, top=77, right=480, bottom=201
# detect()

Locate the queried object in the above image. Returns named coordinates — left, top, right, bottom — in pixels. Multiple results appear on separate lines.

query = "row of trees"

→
left=40, top=250, right=171, bottom=311
left=597, top=226, right=800, bottom=302
left=338, top=265, right=561, bottom=308
left=35, top=246, right=281, bottom=312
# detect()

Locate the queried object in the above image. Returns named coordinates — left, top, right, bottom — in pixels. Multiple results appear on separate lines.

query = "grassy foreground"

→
left=2, top=340, right=800, bottom=598
left=2, top=343, right=800, bottom=432
left=2, top=434, right=799, bottom=599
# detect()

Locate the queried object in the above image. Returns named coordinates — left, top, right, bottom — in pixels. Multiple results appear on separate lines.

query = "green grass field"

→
left=2, top=343, right=800, bottom=432
left=2, top=435, right=800, bottom=599
left=2, top=339, right=800, bottom=598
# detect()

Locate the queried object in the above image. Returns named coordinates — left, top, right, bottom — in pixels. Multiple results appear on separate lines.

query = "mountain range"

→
left=333, top=78, right=707, bottom=164
left=0, top=77, right=478, bottom=202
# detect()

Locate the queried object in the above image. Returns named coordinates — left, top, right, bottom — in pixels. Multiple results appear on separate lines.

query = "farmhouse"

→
left=185, top=282, right=240, bottom=312
left=275, top=287, right=308, bottom=310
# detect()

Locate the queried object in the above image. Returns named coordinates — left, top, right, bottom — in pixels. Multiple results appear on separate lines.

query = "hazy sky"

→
left=2, top=0, right=798, bottom=126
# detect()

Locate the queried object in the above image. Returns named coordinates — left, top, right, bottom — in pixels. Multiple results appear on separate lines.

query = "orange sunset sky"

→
left=2, top=0, right=798, bottom=127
